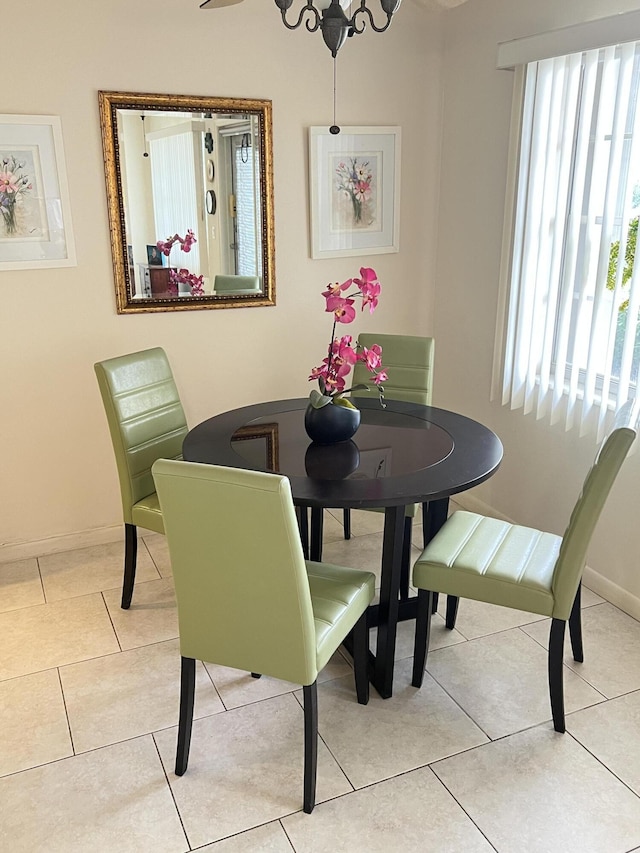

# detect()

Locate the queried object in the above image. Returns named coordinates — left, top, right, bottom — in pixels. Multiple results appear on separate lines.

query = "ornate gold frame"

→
left=231, top=423, right=280, bottom=472
left=98, top=91, right=276, bottom=314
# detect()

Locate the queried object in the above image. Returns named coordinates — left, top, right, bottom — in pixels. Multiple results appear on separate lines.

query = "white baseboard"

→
left=582, top=566, right=640, bottom=621
left=3, top=500, right=640, bottom=622
left=452, top=491, right=513, bottom=521
left=0, top=525, right=123, bottom=564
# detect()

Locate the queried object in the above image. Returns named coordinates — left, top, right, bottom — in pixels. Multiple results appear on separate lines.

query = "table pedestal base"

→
left=298, top=498, right=449, bottom=699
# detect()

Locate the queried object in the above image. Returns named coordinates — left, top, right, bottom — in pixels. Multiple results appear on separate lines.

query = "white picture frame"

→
left=309, top=125, right=401, bottom=260
left=0, top=114, right=76, bottom=270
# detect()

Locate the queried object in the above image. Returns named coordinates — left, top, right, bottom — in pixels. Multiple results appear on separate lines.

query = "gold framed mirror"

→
left=98, top=91, right=275, bottom=313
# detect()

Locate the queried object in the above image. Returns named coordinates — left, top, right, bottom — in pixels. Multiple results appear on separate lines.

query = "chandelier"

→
left=199, top=2, right=402, bottom=57
left=199, top=0, right=403, bottom=132
left=275, top=1, right=402, bottom=57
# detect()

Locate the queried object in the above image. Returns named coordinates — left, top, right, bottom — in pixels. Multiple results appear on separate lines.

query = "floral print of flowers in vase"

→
left=0, top=155, right=33, bottom=236
left=335, top=157, right=373, bottom=227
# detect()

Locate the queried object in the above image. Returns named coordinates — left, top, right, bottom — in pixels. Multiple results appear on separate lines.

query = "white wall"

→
left=434, top=0, right=640, bottom=613
left=0, top=1, right=443, bottom=553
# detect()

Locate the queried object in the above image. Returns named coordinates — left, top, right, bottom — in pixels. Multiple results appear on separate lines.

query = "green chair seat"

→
left=411, top=399, right=640, bottom=733
left=214, top=274, right=261, bottom=293
left=307, top=562, right=376, bottom=671
left=130, top=493, right=165, bottom=535
left=414, top=513, right=561, bottom=618
left=152, top=459, right=376, bottom=814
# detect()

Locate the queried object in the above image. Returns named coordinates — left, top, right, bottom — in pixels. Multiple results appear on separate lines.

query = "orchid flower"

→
left=326, top=295, right=357, bottom=324
left=309, top=268, right=387, bottom=409
left=360, top=344, right=383, bottom=371
left=322, top=279, right=352, bottom=299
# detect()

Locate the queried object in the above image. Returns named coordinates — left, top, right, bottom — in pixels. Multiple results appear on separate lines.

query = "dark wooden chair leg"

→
left=399, top=516, right=412, bottom=601
left=121, top=523, right=138, bottom=610
left=310, top=508, right=324, bottom=562
left=445, top=595, right=459, bottom=629
left=569, top=583, right=584, bottom=663
left=297, top=506, right=309, bottom=558
left=303, top=682, right=318, bottom=814
left=421, top=502, right=431, bottom=548
left=412, top=589, right=433, bottom=688
left=343, top=508, right=351, bottom=540
left=175, top=657, right=196, bottom=776
left=352, top=611, right=370, bottom=705
left=422, top=500, right=447, bottom=616
left=548, top=618, right=566, bottom=733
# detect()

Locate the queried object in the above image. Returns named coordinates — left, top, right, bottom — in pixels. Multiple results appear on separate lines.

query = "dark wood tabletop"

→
left=182, top=397, right=503, bottom=508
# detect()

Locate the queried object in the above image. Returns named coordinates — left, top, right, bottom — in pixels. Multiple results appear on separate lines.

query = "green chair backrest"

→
left=552, top=399, right=640, bottom=618
left=214, top=275, right=261, bottom=293
left=95, top=347, right=188, bottom=523
left=152, top=460, right=318, bottom=685
left=352, top=333, right=435, bottom=405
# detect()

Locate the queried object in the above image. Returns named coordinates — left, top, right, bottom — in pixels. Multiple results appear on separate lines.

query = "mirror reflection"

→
left=99, top=92, right=275, bottom=313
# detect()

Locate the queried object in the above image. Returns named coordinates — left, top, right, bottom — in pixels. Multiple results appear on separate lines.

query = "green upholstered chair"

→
left=347, top=334, right=435, bottom=597
left=152, top=459, right=375, bottom=815
left=411, top=399, right=640, bottom=733
left=214, top=274, right=261, bottom=293
left=94, top=347, right=188, bottom=609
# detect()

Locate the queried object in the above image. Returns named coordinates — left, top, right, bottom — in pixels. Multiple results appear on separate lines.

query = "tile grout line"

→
left=199, top=661, right=227, bottom=711
left=564, top=729, right=640, bottom=803
left=35, top=555, right=47, bottom=603
left=278, top=819, right=297, bottom=851
left=429, top=766, right=500, bottom=852
left=56, top=666, right=77, bottom=756
left=515, top=622, right=610, bottom=701
left=140, top=535, right=165, bottom=581
left=149, top=732, right=192, bottom=850
left=101, top=590, right=124, bottom=653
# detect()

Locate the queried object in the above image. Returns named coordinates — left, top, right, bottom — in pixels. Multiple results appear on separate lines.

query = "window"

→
left=496, top=39, right=640, bottom=439
left=149, top=125, right=203, bottom=275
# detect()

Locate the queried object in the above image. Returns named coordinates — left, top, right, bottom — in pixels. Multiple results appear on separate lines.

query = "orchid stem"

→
left=325, top=315, right=338, bottom=392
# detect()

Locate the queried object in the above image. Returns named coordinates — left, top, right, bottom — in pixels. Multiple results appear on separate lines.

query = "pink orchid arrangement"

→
left=156, top=229, right=204, bottom=297
left=308, top=267, right=387, bottom=410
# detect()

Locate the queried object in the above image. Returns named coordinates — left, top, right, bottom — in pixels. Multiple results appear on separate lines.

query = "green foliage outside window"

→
left=607, top=215, right=638, bottom=311
left=607, top=213, right=639, bottom=382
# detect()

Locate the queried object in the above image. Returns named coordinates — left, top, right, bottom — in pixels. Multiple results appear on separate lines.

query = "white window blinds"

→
left=149, top=130, right=201, bottom=274
left=499, top=40, right=640, bottom=439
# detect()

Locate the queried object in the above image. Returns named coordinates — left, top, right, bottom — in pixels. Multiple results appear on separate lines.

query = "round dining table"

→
left=183, top=397, right=503, bottom=698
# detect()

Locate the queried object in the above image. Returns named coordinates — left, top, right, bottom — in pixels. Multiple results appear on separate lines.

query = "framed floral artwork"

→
left=0, top=115, right=76, bottom=270
left=309, top=126, right=401, bottom=260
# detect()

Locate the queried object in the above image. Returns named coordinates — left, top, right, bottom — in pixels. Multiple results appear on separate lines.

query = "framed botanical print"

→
left=0, top=114, right=76, bottom=270
left=309, top=125, right=401, bottom=259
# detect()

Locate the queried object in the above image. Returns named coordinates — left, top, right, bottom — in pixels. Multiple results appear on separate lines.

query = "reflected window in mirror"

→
left=98, top=92, right=275, bottom=313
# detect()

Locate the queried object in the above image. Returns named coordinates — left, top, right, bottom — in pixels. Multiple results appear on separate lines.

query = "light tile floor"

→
left=1, top=507, right=640, bottom=852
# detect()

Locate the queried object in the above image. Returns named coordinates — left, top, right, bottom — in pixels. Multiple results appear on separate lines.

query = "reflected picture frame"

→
left=309, top=125, right=401, bottom=260
left=0, top=114, right=76, bottom=271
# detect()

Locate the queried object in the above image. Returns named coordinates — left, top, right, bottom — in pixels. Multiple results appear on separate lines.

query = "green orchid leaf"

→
left=309, top=389, right=334, bottom=409
left=333, top=396, right=357, bottom=409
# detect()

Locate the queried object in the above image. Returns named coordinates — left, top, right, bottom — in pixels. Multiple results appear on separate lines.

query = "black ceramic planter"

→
left=304, top=402, right=361, bottom=445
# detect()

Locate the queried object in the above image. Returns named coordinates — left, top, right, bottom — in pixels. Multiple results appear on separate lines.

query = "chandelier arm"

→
left=350, top=3, right=394, bottom=34
left=275, top=1, right=322, bottom=33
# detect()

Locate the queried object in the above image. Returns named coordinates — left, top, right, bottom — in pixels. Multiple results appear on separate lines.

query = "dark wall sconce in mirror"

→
left=98, top=91, right=276, bottom=313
